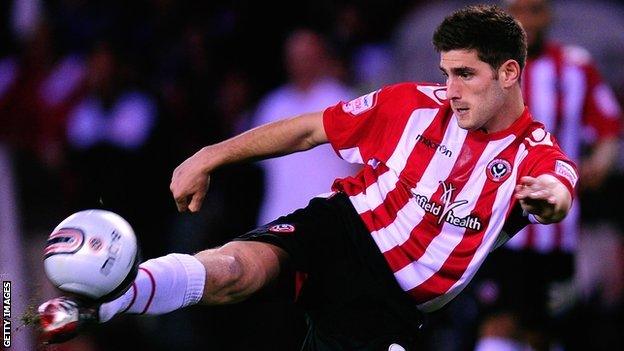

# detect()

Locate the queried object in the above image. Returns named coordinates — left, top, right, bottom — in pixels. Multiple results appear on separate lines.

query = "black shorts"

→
left=235, top=193, right=424, bottom=351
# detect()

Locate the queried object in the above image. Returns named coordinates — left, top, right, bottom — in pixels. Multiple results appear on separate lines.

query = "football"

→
left=43, top=209, right=140, bottom=302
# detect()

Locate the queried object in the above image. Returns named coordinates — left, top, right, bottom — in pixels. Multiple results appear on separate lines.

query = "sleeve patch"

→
left=555, top=160, right=578, bottom=187
left=342, top=90, right=378, bottom=115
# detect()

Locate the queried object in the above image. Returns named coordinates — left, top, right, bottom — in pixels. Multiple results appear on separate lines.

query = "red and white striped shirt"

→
left=323, top=82, right=577, bottom=311
left=507, top=42, right=621, bottom=253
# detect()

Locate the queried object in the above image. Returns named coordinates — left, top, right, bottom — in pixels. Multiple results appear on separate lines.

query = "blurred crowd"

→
left=0, top=0, right=623, bottom=350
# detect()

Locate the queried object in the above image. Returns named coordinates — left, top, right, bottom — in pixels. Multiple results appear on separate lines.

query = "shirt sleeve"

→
left=323, top=83, right=438, bottom=165
left=522, top=146, right=579, bottom=197
left=322, top=88, right=386, bottom=164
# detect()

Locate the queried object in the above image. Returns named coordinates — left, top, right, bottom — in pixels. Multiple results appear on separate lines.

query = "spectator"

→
left=252, top=28, right=358, bottom=225
left=65, top=41, right=160, bottom=256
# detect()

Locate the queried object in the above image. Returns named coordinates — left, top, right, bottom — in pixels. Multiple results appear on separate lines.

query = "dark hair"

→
left=433, top=5, right=527, bottom=73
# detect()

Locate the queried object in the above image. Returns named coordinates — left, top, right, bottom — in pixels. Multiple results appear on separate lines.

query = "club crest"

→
left=486, top=159, right=511, bottom=182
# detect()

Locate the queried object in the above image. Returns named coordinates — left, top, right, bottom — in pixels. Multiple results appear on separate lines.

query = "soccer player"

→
left=39, top=5, right=578, bottom=350
left=474, top=1, right=621, bottom=350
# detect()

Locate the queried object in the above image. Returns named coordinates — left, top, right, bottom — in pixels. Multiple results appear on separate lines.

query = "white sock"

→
left=474, top=337, right=532, bottom=351
left=99, top=253, right=206, bottom=322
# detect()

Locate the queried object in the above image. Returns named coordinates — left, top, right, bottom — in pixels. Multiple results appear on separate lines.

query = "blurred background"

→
left=0, top=0, right=622, bottom=350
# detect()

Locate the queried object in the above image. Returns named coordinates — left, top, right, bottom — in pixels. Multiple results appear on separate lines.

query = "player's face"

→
left=440, top=49, right=507, bottom=132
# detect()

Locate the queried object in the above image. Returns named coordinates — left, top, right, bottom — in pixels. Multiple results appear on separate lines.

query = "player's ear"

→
left=498, top=59, right=521, bottom=88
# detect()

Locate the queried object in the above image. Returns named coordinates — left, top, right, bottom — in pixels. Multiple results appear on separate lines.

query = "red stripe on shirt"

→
left=408, top=139, right=521, bottom=302
left=384, top=134, right=490, bottom=272
left=361, top=111, right=451, bottom=232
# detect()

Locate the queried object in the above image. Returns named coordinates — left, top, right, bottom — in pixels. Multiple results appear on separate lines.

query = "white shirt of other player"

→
left=252, top=77, right=358, bottom=225
left=323, top=83, right=577, bottom=312
left=506, top=43, right=621, bottom=253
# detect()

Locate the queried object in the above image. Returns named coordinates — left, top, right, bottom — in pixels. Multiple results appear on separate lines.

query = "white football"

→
left=44, top=209, right=140, bottom=302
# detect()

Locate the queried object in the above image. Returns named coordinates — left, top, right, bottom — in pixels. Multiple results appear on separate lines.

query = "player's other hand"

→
left=38, top=297, right=99, bottom=344
left=170, top=147, right=213, bottom=212
left=514, top=175, right=570, bottom=223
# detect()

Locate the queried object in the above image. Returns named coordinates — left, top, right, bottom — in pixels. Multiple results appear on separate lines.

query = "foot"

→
left=38, top=297, right=99, bottom=344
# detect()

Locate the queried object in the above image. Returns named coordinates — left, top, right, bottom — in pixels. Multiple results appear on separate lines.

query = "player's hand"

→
left=38, top=297, right=99, bottom=344
left=170, top=147, right=213, bottom=212
left=514, top=175, right=569, bottom=223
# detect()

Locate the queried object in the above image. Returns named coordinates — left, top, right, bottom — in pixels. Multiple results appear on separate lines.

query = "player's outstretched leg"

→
left=39, top=252, right=205, bottom=343
left=39, top=241, right=286, bottom=343
left=99, top=253, right=206, bottom=321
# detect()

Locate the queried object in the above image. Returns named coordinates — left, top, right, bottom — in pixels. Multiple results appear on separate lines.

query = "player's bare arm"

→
left=170, top=111, right=327, bottom=212
left=514, top=174, right=572, bottom=223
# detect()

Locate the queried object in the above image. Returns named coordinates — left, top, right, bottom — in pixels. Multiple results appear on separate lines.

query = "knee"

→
left=193, top=248, right=245, bottom=304
left=212, top=250, right=246, bottom=288
left=194, top=241, right=286, bottom=304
